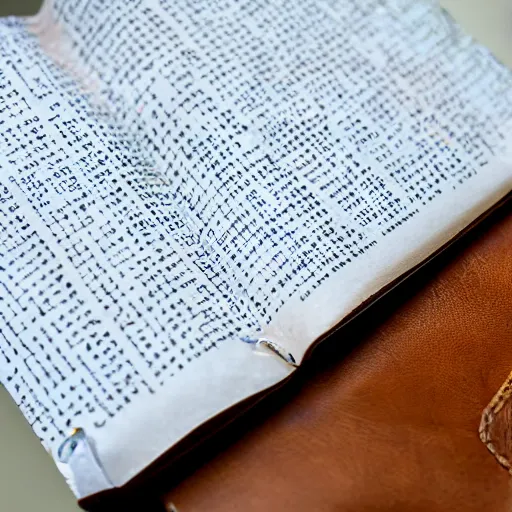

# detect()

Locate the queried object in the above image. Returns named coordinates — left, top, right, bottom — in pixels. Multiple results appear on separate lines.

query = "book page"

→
left=0, top=15, right=292, bottom=496
left=1, top=0, right=511, bottom=498
left=47, top=0, right=511, bottom=342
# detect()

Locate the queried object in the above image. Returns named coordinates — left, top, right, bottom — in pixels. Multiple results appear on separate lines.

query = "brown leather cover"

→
left=162, top=207, right=512, bottom=512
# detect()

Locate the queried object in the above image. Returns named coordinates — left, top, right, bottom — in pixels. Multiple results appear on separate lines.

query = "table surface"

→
left=1, top=1, right=511, bottom=511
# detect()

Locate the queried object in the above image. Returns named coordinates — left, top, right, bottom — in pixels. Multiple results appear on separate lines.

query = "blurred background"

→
left=0, top=0, right=42, bottom=16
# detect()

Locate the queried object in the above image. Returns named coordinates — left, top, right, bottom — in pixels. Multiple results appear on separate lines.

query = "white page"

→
left=1, top=0, right=511, bottom=498
left=0, top=15, right=292, bottom=496
left=46, top=0, right=511, bottom=342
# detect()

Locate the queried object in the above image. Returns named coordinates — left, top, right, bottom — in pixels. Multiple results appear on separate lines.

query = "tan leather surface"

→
left=164, top=210, right=512, bottom=512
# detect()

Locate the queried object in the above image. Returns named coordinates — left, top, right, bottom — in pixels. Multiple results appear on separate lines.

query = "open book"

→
left=1, top=0, right=511, bottom=504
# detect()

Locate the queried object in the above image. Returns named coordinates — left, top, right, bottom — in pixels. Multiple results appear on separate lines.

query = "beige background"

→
left=0, top=1, right=511, bottom=511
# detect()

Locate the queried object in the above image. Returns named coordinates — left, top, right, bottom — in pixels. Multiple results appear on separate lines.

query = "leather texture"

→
left=163, top=209, right=512, bottom=512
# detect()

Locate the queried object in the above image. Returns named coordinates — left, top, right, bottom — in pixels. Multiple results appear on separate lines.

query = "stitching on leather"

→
left=479, top=371, right=512, bottom=473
